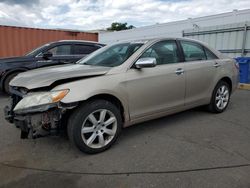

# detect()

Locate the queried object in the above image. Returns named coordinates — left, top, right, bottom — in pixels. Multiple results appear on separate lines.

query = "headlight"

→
left=14, top=89, right=69, bottom=112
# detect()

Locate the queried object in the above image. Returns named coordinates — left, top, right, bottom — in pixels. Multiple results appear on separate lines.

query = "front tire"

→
left=208, top=81, right=231, bottom=113
left=67, top=100, right=122, bottom=154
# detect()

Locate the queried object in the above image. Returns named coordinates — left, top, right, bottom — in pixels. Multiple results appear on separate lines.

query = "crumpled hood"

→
left=10, top=64, right=111, bottom=89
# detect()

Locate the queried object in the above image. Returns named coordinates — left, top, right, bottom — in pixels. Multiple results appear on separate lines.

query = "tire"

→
left=67, top=99, right=122, bottom=154
left=207, top=81, right=231, bottom=113
left=4, top=72, right=20, bottom=94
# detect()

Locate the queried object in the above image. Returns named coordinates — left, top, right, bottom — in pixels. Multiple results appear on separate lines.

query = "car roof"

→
left=119, top=37, right=205, bottom=44
left=53, top=40, right=105, bottom=46
left=148, top=37, right=205, bottom=43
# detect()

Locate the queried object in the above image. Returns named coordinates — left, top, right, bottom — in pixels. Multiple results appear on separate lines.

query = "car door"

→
left=36, top=44, right=74, bottom=68
left=178, top=40, right=219, bottom=106
left=125, top=40, right=185, bottom=121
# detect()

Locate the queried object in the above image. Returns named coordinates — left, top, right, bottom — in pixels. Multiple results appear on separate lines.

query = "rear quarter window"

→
left=204, top=47, right=218, bottom=60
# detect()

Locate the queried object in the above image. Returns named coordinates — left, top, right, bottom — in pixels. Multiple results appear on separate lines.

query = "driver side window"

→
left=141, top=41, right=180, bottom=65
left=47, top=45, right=72, bottom=56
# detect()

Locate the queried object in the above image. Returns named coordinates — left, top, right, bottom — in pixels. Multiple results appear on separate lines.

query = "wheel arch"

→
left=218, top=77, right=232, bottom=92
left=64, top=92, right=128, bottom=126
left=1, top=68, right=28, bottom=91
left=207, top=76, right=232, bottom=113
left=86, top=93, right=126, bottom=123
left=208, top=76, right=233, bottom=104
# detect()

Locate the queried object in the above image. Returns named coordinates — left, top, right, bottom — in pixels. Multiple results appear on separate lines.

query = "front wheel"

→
left=208, top=81, right=231, bottom=113
left=67, top=100, right=122, bottom=154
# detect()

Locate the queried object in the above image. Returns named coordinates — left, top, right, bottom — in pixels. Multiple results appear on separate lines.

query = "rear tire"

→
left=4, top=72, right=20, bottom=94
left=207, top=81, right=231, bottom=113
left=67, top=100, right=122, bottom=154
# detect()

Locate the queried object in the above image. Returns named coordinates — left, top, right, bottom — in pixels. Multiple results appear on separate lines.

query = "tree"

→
left=107, top=22, right=135, bottom=31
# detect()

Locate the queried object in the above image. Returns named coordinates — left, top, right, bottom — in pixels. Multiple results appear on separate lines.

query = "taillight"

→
left=234, top=62, right=239, bottom=69
left=233, top=59, right=239, bottom=69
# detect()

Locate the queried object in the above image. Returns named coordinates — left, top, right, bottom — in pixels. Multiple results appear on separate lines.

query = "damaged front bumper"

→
left=4, top=87, right=78, bottom=139
left=4, top=92, right=77, bottom=139
left=5, top=104, right=64, bottom=139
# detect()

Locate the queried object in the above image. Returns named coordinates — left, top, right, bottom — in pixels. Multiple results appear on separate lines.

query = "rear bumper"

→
left=232, top=72, right=239, bottom=93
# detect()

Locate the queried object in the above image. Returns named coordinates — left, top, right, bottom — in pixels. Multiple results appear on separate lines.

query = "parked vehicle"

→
left=0, top=40, right=105, bottom=94
left=4, top=38, right=238, bottom=154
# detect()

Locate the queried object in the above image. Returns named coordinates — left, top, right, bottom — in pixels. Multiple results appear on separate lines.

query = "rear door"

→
left=178, top=40, right=219, bottom=105
left=125, top=40, right=185, bottom=120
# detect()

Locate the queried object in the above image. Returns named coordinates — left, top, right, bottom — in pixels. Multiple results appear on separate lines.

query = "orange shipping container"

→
left=0, top=25, right=98, bottom=58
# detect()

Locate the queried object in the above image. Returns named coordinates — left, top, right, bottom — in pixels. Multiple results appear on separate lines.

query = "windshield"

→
left=25, top=43, right=51, bottom=56
left=78, top=42, right=144, bottom=67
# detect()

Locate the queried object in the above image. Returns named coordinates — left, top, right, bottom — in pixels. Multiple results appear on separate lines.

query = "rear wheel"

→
left=208, top=81, right=231, bottom=113
left=4, top=72, right=20, bottom=94
left=67, top=100, right=122, bottom=154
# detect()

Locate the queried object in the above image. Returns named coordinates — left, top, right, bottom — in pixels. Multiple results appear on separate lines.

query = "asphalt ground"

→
left=0, top=90, right=250, bottom=188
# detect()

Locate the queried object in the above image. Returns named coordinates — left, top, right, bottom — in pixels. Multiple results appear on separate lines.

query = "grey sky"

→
left=0, top=0, right=249, bottom=30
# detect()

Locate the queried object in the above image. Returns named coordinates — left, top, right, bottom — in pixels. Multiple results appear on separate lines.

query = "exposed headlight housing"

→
left=14, top=89, right=69, bottom=113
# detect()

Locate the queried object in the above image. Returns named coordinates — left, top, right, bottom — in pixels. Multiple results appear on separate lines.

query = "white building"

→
left=99, top=9, right=250, bottom=57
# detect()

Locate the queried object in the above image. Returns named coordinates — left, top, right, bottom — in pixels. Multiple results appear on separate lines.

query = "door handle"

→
left=213, top=63, right=221, bottom=68
left=175, top=68, right=184, bottom=75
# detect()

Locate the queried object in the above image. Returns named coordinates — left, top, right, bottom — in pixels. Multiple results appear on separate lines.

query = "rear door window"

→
left=73, top=44, right=99, bottom=55
left=180, top=41, right=206, bottom=62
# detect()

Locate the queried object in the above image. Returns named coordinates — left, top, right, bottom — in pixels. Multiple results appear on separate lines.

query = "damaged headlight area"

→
left=14, top=89, right=69, bottom=114
left=5, top=89, right=73, bottom=139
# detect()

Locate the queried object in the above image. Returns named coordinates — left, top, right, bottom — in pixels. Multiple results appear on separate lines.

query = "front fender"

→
left=52, top=74, right=129, bottom=119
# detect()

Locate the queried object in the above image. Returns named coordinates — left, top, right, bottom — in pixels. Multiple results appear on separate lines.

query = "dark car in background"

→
left=0, top=40, right=105, bottom=94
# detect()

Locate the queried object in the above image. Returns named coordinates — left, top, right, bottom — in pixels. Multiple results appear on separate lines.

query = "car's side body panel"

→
left=183, top=59, right=218, bottom=106
left=124, top=63, right=185, bottom=120
left=54, top=73, right=131, bottom=123
left=216, top=58, right=239, bottom=92
left=50, top=38, right=238, bottom=127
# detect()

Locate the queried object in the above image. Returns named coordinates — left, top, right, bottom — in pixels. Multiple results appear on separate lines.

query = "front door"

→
left=36, top=44, right=75, bottom=68
left=125, top=40, right=185, bottom=120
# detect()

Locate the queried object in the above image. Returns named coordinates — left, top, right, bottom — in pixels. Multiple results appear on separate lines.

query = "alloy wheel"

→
left=215, top=85, right=229, bottom=110
left=81, top=109, right=117, bottom=149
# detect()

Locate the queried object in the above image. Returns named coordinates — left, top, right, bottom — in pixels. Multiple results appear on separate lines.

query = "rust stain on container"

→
left=0, top=25, right=98, bottom=57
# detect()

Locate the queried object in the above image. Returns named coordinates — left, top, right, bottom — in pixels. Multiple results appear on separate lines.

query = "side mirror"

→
left=135, top=57, right=157, bottom=69
left=42, top=51, right=53, bottom=59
